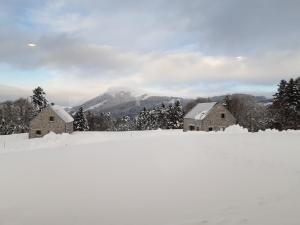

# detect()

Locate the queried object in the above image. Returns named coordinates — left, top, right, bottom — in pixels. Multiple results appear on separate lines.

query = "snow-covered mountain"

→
left=72, top=90, right=191, bottom=118
left=71, top=89, right=272, bottom=118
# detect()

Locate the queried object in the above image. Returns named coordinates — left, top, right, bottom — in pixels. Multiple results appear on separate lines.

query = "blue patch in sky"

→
left=155, top=80, right=276, bottom=97
left=0, top=64, right=54, bottom=88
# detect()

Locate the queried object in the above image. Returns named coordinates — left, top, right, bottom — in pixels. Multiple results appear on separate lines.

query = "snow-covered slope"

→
left=72, top=90, right=189, bottom=118
left=0, top=129, right=300, bottom=225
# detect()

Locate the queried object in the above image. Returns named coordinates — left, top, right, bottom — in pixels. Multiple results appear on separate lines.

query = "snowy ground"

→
left=0, top=128, right=300, bottom=225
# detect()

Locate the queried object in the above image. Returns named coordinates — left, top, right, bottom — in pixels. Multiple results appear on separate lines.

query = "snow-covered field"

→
left=0, top=128, right=300, bottom=225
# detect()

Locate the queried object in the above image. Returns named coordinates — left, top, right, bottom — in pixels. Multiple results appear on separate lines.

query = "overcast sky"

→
left=0, top=0, right=300, bottom=105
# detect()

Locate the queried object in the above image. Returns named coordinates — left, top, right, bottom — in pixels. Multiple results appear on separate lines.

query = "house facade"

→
left=183, top=102, right=236, bottom=132
left=29, top=104, right=74, bottom=139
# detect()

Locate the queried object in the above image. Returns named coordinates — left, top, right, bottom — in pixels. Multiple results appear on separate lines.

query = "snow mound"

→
left=43, top=132, right=70, bottom=140
left=225, top=124, right=248, bottom=133
left=43, top=131, right=57, bottom=139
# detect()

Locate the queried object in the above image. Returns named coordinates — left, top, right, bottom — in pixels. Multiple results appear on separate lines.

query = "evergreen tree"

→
left=167, top=100, right=184, bottom=129
left=135, top=101, right=183, bottom=130
left=73, top=107, right=89, bottom=131
left=31, top=87, right=48, bottom=114
left=156, top=103, right=168, bottom=129
left=136, top=107, right=149, bottom=130
left=114, top=115, right=135, bottom=131
left=296, top=77, right=300, bottom=90
left=271, top=78, right=300, bottom=130
left=273, top=80, right=288, bottom=104
left=285, top=79, right=300, bottom=128
left=148, top=108, right=159, bottom=130
left=174, top=100, right=184, bottom=128
left=285, top=79, right=300, bottom=110
left=0, top=98, right=34, bottom=135
left=0, top=118, right=15, bottom=135
left=86, top=112, right=114, bottom=131
left=101, top=112, right=114, bottom=131
left=0, top=118, right=8, bottom=135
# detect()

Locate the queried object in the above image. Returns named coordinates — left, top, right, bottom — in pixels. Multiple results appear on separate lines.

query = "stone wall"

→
left=183, top=118, right=201, bottom=131
left=65, top=122, right=74, bottom=134
left=183, top=103, right=236, bottom=132
left=201, top=104, right=236, bottom=131
left=29, top=107, right=73, bottom=138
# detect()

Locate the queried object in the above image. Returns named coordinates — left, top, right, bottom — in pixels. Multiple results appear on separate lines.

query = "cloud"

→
left=0, top=33, right=139, bottom=74
left=137, top=50, right=300, bottom=85
left=3, top=0, right=300, bottom=54
left=1, top=26, right=299, bottom=101
left=0, top=85, right=31, bottom=102
left=1, top=0, right=300, bottom=104
left=6, top=0, right=300, bottom=54
left=37, top=45, right=300, bottom=97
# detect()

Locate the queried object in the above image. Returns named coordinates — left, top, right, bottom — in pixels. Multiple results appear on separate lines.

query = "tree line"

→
left=0, top=86, right=184, bottom=133
left=223, top=77, right=299, bottom=131
left=269, top=78, right=300, bottom=130
left=84, top=100, right=184, bottom=131
left=0, top=77, right=299, bottom=135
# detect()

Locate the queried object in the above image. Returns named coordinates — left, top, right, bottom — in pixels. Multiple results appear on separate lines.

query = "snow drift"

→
left=0, top=129, right=299, bottom=225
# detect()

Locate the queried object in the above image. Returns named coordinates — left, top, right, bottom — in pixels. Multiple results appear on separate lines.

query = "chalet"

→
left=183, top=102, right=236, bottom=132
left=29, top=104, right=74, bottom=138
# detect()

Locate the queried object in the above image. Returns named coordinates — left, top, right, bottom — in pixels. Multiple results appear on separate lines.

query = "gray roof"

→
left=184, top=102, right=217, bottom=120
left=50, top=105, right=74, bottom=123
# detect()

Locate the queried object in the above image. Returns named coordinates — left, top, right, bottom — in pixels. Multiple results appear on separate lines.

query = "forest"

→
left=0, top=77, right=299, bottom=135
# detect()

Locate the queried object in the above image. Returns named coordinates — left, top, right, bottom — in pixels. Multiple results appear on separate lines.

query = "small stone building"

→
left=29, top=104, right=74, bottom=138
left=183, top=102, right=236, bottom=132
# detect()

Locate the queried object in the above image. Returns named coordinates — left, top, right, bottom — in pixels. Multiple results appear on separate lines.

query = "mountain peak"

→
left=72, top=89, right=189, bottom=118
left=104, top=87, right=145, bottom=98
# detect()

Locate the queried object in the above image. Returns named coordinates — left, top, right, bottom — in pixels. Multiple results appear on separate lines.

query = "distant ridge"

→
left=71, top=90, right=271, bottom=118
left=71, top=90, right=192, bottom=118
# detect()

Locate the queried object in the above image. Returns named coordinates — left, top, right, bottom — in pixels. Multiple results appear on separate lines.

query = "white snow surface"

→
left=0, top=129, right=300, bottom=225
left=50, top=104, right=74, bottom=123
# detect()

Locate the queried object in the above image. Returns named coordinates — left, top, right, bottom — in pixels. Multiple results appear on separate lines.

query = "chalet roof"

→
left=184, top=102, right=217, bottom=120
left=50, top=105, right=74, bottom=123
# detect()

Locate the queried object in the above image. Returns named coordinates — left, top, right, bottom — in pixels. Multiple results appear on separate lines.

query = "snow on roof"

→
left=184, top=102, right=217, bottom=120
left=50, top=105, right=74, bottom=123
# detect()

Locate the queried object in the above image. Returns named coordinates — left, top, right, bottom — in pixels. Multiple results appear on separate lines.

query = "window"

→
left=208, top=127, right=213, bottom=131
left=221, top=113, right=225, bottom=118
left=196, top=127, right=200, bottom=131
left=36, top=130, right=42, bottom=135
left=49, top=116, right=55, bottom=122
left=189, top=125, right=195, bottom=131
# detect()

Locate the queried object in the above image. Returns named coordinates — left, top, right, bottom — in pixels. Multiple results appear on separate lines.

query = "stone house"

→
left=183, top=102, right=236, bottom=132
left=29, top=104, right=74, bottom=138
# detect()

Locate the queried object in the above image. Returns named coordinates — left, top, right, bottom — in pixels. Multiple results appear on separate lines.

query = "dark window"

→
left=221, top=113, right=225, bottom=118
left=208, top=127, right=213, bottom=131
left=49, top=116, right=55, bottom=122
left=36, top=130, right=42, bottom=135
left=196, top=127, right=200, bottom=131
left=189, top=125, right=195, bottom=131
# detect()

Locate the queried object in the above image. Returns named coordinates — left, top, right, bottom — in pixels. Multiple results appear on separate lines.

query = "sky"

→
left=0, top=0, right=300, bottom=105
